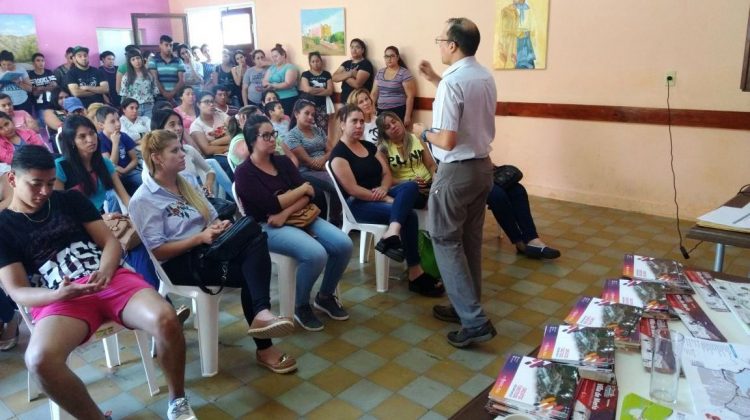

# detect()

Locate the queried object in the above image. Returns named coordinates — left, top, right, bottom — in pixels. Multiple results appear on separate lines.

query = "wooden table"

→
left=687, top=189, right=750, bottom=272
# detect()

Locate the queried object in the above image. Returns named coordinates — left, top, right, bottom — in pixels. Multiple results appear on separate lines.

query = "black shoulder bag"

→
left=188, top=216, right=266, bottom=295
left=493, top=165, right=523, bottom=189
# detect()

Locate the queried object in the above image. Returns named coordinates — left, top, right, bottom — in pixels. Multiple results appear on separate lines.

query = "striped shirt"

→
left=374, top=67, right=413, bottom=109
left=147, top=55, right=184, bottom=92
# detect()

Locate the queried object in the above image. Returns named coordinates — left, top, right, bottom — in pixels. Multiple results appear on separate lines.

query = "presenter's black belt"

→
left=442, top=156, right=488, bottom=164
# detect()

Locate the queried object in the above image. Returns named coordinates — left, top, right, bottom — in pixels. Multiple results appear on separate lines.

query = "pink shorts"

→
left=30, top=268, right=152, bottom=343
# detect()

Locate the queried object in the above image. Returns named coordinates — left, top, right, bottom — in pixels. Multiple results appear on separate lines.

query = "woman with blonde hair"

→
left=346, top=88, right=378, bottom=143
left=129, top=129, right=298, bottom=374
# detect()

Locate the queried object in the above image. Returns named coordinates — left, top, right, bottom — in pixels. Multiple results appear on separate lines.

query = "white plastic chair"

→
left=231, top=183, right=297, bottom=318
left=19, top=303, right=159, bottom=419
left=325, top=161, right=391, bottom=292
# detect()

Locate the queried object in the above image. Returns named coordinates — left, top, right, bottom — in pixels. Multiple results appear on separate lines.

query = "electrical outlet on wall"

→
left=665, top=71, right=677, bottom=87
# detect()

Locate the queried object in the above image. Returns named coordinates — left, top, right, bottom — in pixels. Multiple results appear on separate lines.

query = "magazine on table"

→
left=488, top=354, right=580, bottom=419
left=538, top=324, right=615, bottom=382
left=622, top=254, right=691, bottom=293
left=570, top=378, right=617, bottom=420
left=564, top=296, right=643, bottom=347
left=638, top=318, right=671, bottom=371
left=684, top=269, right=729, bottom=312
left=666, top=294, right=726, bottom=342
left=680, top=337, right=750, bottom=420
left=601, top=278, right=668, bottom=315
left=712, top=278, right=750, bottom=335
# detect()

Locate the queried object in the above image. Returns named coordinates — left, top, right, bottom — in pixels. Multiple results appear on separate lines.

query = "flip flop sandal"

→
left=256, top=351, right=298, bottom=374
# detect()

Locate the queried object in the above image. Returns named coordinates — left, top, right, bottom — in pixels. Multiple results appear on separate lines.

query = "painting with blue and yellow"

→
left=494, top=0, right=549, bottom=70
left=301, top=8, right=346, bottom=56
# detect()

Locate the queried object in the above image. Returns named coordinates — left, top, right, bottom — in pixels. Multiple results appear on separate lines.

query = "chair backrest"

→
left=325, top=160, right=359, bottom=226
left=228, top=154, right=238, bottom=173
left=128, top=216, right=178, bottom=290
left=231, top=183, right=246, bottom=216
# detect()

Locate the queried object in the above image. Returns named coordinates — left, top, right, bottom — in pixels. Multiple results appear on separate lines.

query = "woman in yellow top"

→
left=375, top=111, right=436, bottom=209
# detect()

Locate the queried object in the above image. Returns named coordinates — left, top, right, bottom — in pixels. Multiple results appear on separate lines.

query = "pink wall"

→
left=2, top=0, right=170, bottom=68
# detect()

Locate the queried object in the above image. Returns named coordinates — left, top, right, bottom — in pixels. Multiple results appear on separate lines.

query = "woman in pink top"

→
left=0, top=111, right=46, bottom=164
left=173, top=86, right=199, bottom=147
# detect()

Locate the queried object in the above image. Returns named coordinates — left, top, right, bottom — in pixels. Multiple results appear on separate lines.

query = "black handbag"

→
left=206, top=196, right=237, bottom=221
left=493, top=165, right=523, bottom=189
left=186, top=216, right=265, bottom=295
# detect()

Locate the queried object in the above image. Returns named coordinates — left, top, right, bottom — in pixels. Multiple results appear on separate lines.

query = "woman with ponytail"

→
left=129, top=129, right=298, bottom=374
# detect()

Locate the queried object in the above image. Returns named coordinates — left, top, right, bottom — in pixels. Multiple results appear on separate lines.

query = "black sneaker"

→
left=432, top=304, right=460, bottom=323
left=294, top=304, right=324, bottom=331
left=446, top=321, right=497, bottom=348
left=313, top=293, right=349, bottom=321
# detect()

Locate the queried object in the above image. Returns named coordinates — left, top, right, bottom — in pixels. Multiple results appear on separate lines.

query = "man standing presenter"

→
left=415, top=17, right=497, bottom=348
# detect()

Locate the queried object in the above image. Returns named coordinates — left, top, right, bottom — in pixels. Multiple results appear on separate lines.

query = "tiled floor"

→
left=1, top=196, right=749, bottom=419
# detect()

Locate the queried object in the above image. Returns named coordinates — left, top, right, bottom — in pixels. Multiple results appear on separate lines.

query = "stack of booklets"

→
left=601, top=278, right=669, bottom=318
left=564, top=296, right=644, bottom=349
left=487, top=354, right=580, bottom=419
left=684, top=269, right=729, bottom=312
left=571, top=379, right=618, bottom=420
left=622, top=254, right=692, bottom=293
left=696, top=201, right=750, bottom=234
left=666, top=294, right=726, bottom=342
left=537, top=325, right=615, bottom=383
left=638, top=318, right=671, bottom=371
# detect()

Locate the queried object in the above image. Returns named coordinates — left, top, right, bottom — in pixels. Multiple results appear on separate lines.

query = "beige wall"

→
left=171, top=0, right=750, bottom=219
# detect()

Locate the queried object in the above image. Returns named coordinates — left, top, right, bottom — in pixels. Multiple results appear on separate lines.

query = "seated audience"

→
left=329, top=105, right=444, bottom=297
left=27, top=52, right=59, bottom=119
left=284, top=99, right=340, bottom=222
left=227, top=105, right=255, bottom=168
left=177, top=44, right=203, bottom=91
left=332, top=38, right=374, bottom=104
left=242, top=49, right=269, bottom=106
left=371, top=46, right=416, bottom=126
left=487, top=182, right=561, bottom=259
left=0, top=50, right=33, bottom=113
left=261, top=89, right=280, bottom=107
left=173, top=86, right=198, bottom=142
left=120, top=98, right=151, bottom=142
left=0, top=162, right=11, bottom=210
left=265, top=100, right=291, bottom=140
left=230, top=50, right=248, bottom=106
left=151, top=109, right=220, bottom=196
left=65, top=46, right=108, bottom=108
left=54, top=115, right=158, bottom=288
left=99, top=51, right=120, bottom=107
left=299, top=52, right=334, bottom=132
left=189, top=90, right=233, bottom=180
left=347, top=88, right=379, bottom=143
left=94, top=106, right=142, bottom=195
left=237, top=115, right=352, bottom=331
left=0, top=93, right=38, bottom=132
left=43, top=88, right=70, bottom=142
left=375, top=111, right=436, bottom=209
left=129, top=129, right=297, bottom=374
left=262, top=44, right=299, bottom=116
left=213, top=85, right=238, bottom=117
left=0, top=145, right=196, bottom=420
left=0, top=111, right=46, bottom=164
left=120, top=49, right=158, bottom=117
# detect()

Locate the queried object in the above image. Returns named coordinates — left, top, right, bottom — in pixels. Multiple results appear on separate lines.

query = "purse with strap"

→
left=285, top=203, right=321, bottom=228
left=104, top=216, right=142, bottom=251
left=186, top=216, right=265, bottom=295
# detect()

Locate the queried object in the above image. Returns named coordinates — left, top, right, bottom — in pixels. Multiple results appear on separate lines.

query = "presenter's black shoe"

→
left=375, top=235, right=405, bottom=262
left=518, top=244, right=561, bottom=260
left=432, top=304, right=460, bottom=323
left=446, top=321, right=497, bottom=348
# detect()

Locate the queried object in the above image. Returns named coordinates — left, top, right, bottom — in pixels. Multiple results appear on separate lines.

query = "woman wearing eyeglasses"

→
left=236, top=115, right=352, bottom=332
left=371, top=46, right=416, bottom=128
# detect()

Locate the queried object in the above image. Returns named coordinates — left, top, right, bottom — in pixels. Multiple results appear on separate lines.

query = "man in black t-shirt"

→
left=0, top=146, right=195, bottom=419
left=65, top=46, right=108, bottom=108
left=27, top=52, right=58, bottom=114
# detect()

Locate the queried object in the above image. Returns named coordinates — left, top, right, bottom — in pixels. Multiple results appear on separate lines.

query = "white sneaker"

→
left=168, top=397, right=197, bottom=420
